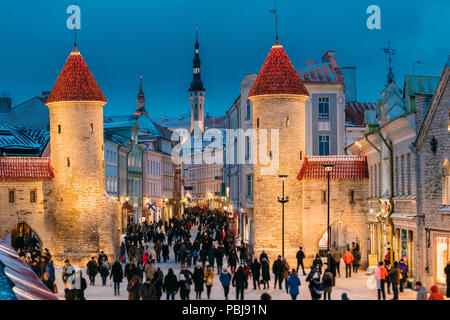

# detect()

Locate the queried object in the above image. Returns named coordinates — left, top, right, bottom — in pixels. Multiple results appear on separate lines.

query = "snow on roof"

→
left=0, top=97, right=49, bottom=131
left=0, top=157, right=54, bottom=179
left=0, top=239, right=58, bottom=300
left=0, top=122, right=50, bottom=156
left=298, top=62, right=339, bottom=83
left=297, top=155, right=369, bottom=180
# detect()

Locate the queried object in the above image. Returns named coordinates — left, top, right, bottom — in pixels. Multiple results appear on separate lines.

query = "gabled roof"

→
left=299, top=62, right=339, bottom=83
left=0, top=157, right=54, bottom=179
left=297, top=156, right=369, bottom=180
left=345, top=102, right=377, bottom=127
left=0, top=97, right=49, bottom=131
left=46, top=46, right=107, bottom=104
left=248, top=41, right=309, bottom=98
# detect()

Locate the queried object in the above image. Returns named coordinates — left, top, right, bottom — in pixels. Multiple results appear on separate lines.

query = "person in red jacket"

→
left=375, top=261, right=388, bottom=300
left=343, top=249, right=354, bottom=278
left=428, top=285, right=444, bottom=300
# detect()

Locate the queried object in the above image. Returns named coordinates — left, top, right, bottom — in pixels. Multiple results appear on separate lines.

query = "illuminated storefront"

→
left=434, top=235, right=449, bottom=284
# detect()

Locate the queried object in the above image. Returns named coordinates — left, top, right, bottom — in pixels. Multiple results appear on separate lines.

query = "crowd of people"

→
left=13, top=207, right=450, bottom=301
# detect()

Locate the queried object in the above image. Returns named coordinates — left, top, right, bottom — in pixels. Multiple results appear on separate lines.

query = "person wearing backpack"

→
left=322, top=268, right=333, bottom=300
left=286, top=269, right=301, bottom=300
left=306, top=266, right=322, bottom=300
left=178, top=273, right=191, bottom=300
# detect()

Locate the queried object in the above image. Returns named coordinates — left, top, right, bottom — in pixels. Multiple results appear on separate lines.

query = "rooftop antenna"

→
left=195, top=23, right=198, bottom=43
left=412, top=60, right=428, bottom=75
left=269, top=0, right=279, bottom=42
left=380, top=40, right=396, bottom=83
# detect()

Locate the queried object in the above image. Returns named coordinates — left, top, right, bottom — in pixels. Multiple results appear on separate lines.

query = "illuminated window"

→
left=58, top=125, right=61, bottom=134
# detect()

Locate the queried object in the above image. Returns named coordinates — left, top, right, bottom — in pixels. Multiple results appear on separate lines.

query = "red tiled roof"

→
left=46, top=46, right=107, bottom=104
left=297, top=155, right=368, bottom=180
left=345, top=102, right=376, bottom=126
left=0, top=157, right=54, bottom=179
left=248, top=42, right=309, bottom=98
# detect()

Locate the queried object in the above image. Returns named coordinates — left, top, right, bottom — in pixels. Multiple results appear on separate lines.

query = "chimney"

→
left=0, top=96, right=12, bottom=113
left=41, top=91, right=50, bottom=103
left=342, top=67, right=357, bottom=103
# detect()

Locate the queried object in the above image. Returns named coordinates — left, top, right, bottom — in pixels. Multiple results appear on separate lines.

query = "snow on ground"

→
left=53, top=227, right=419, bottom=300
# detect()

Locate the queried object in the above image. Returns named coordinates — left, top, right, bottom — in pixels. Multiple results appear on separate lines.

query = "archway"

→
left=318, top=221, right=359, bottom=257
left=9, top=223, right=42, bottom=251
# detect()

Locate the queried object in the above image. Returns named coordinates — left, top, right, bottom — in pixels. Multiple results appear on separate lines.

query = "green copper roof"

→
left=404, top=75, right=440, bottom=96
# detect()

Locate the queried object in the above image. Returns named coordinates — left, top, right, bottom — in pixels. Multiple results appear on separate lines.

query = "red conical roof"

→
left=46, top=46, right=107, bottom=104
left=248, top=41, right=309, bottom=98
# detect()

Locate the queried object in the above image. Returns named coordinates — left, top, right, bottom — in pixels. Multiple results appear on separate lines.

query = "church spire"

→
left=134, top=75, right=148, bottom=115
left=189, top=24, right=205, bottom=133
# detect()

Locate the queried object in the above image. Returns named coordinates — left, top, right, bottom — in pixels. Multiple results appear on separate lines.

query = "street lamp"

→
left=322, top=164, right=334, bottom=269
left=277, top=174, right=289, bottom=258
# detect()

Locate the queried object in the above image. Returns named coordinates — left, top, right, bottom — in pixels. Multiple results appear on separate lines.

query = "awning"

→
left=0, top=239, right=58, bottom=300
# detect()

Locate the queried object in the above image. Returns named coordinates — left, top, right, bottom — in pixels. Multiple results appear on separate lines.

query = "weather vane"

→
left=380, top=40, right=396, bottom=83
left=269, top=0, right=279, bottom=41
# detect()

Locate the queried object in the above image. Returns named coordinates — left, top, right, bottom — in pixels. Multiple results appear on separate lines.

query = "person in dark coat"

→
left=261, top=258, right=270, bottom=289
left=312, top=254, right=323, bottom=274
left=86, top=257, right=98, bottom=286
left=162, top=243, right=170, bottom=263
left=232, top=266, right=248, bottom=300
left=228, top=249, right=238, bottom=274
left=445, top=261, right=450, bottom=298
left=178, top=273, right=191, bottom=300
left=250, top=259, right=261, bottom=290
left=99, top=259, right=110, bottom=286
left=306, top=266, right=322, bottom=300
left=127, top=276, right=141, bottom=300
left=124, top=260, right=137, bottom=282
left=388, top=261, right=400, bottom=300
left=163, top=268, right=179, bottom=300
left=154, top=268, right=164, bottom=300
left=272, top=255, right=283, bottom=290
left=193, top=265, right=205, bottom=299
left=259, top=250, right=269, bottom=264
left=296, top=247, right=306, bottom=275
left=140, top=277, right=156, bottom=300
left=110, top=261, right=123, bottom=295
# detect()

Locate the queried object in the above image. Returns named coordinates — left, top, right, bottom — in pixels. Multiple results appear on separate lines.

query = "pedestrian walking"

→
left=444, top=261, right=450, bottom=298
left=178, top=273, right=191, bottom=300
left=306, top=266, right=323, bottom=300
left=261, top=258, right=270, bottom=289
left=296, top=247, right=306, bottom=275
left=332, top=247, right=342, bottom=277
left=204, top=265, right=215, bottom=299
left=286, top=269, right=301, bottom=300
left=140, top=277, right=156, bottom=300
left=281, top=258, right=290, bottom=290
left=127, top=276, right=142, bottom=300
left=86, top=257, right=98, bottom=286
left=398, top=259, right=409, bottom=292
left=193, top=264, right=205, bottom=299
left=219, top=267, right=232, bottom=300
left=312, top=254, right=323, bottom=275
left=428, top=285, right=444, bottom=300
left=414, top=281, right=427, bottom=300
left=343, top=249, right=354, bottom=278
left=272, top=255, right=283, bottom=290
left=163, top=268, right=179, bottom=300
left=250, top=259, right=261, bottom=290
left=232, top=266, right=248, bottom=300
left=110, top=261, right=123, bottom=296
left=375, top=261, right=388, bottom=300
left=388, top=261, right=400, bottom=300
left=322, top=268, right=333, bottom=300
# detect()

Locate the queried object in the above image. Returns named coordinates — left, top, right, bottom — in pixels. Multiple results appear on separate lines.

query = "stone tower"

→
left=189, top=26, right=205, bottom=133
left=134, top=76, right=148, bottom=115
left=46, top=45, right=120, bottom=265
left=248, top=40, right=310, bottom=263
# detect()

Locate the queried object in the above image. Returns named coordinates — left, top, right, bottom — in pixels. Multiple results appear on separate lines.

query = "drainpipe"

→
left=377, top=128, right=395, bottom=265
left=364, top=134, right=384, bottom=262
left=410, top=143, right=423, bottom=281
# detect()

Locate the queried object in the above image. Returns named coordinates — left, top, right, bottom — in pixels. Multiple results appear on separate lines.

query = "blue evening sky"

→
left=0, top=0, right=449, bottom=118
